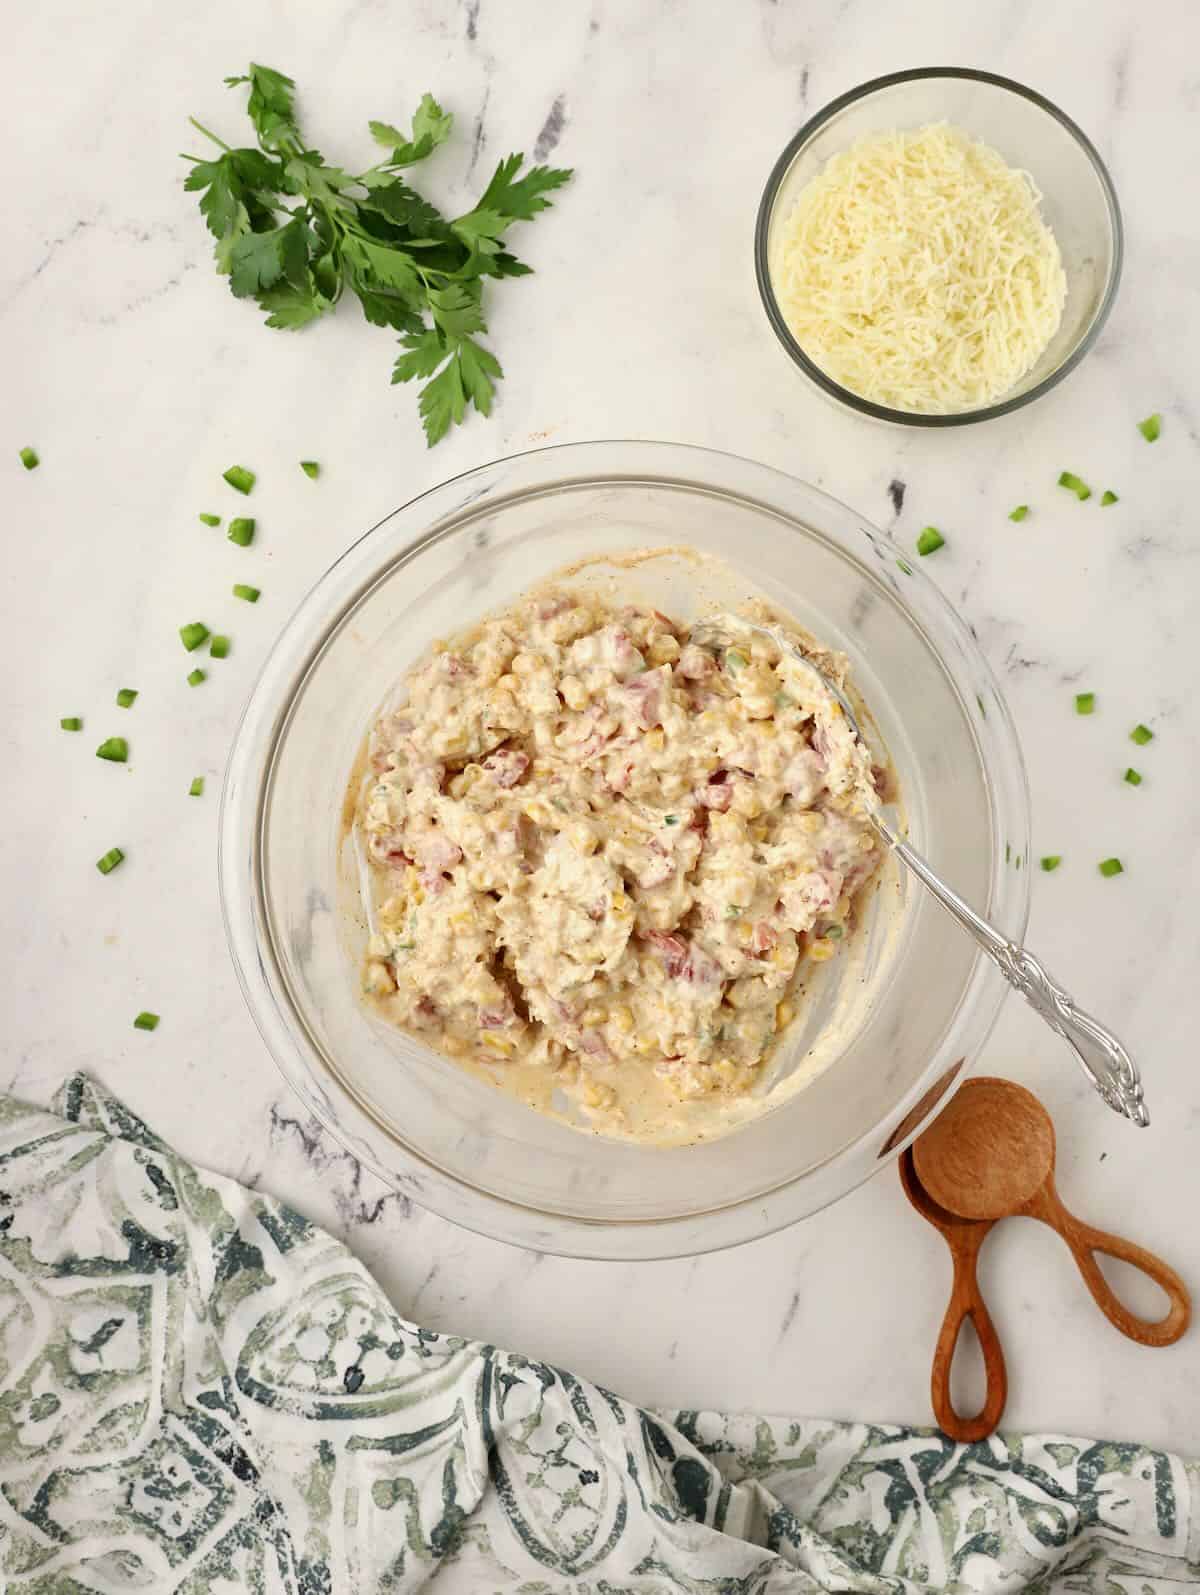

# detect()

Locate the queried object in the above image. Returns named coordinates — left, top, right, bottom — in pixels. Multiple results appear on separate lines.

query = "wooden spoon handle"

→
left=1033, top=1187, right=1191, bottom=1346
left=930, top=1239, right=1008, bottom=1443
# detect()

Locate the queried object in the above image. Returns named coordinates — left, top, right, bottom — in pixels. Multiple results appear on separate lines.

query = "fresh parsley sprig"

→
left=183, top=64, right=572, bottom=445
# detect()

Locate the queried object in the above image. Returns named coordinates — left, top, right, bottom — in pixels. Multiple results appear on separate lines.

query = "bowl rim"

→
left=219, top=439, right=1032, bottom=1258
left=754, top=66, right=1124, bottom=427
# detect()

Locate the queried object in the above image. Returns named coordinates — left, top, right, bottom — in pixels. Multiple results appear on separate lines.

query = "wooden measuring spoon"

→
left=913, top=1078, right=1191, bottom=1347
left=899, top=1148, right=1008, bottom=1441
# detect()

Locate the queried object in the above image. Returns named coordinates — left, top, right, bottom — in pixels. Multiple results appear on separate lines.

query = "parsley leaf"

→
left=186, top=65, right=572, bottom=444
left=228, top=217, right=309, bottom=298
left=227, top=63, right=301, bottom=152
left=457, top=336, right=502, bottom=416
left=391, top=328, right=448, bottom=382
left=418, top=358, right=467, bottom=446
left=346, top=236, right=423, bottom=297
left=428, top=281, right=485, bottom=338
left=356, top=288, right=426, bottom=334
left=368, top=94, right=453, bottom=167
left=476, top=153, right=574, bottom=221
left=258, top=281, right=329, bottom=329
left=361, top=178, right=449, bottom=241
left=451, top=207, right=511, bottom=254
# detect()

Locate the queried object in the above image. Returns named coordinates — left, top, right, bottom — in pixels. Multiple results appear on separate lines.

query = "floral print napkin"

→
left=0, top=1076, right=1194, bottom=1592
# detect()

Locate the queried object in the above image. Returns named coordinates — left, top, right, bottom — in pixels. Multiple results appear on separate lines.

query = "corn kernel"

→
left=734, top=919, right=753, bottom=946
left=523, top=799, right=553, bottom=825
left=560, top=675, right=588, bottom=710
left=771, top=945, right=792, bottom=969
left=449, top=766, right=481, bottom=799
left=610, top=891, right=632, bottom=918
left=568, top=821, right=598, bottom=854
left=581, top=1004, right=607, bottom=1025
left=635, top=1035, right=656, bottom=1054
left=798, top=812, right=823, bottom=834
left=610, top=1005, right=634, bottom=1034
left=367, top=932, right=389, bottom=959
left=481, top=1032, right=515, bottom=1054
left=648, top=635, right=681, bottom=665
left=449, top=911, right=472, bottom=930
left=775, top=1000, right=794, bottom=1029
left=644, top=727, right=666, bottom=754
left=442, top=1035, right=466, bottom=1057
left=363, top=961, right=396, bottom=996
left=807, top=938, right=837, bottom=963
left=750, top=821, right=769, bottom=842
left=732, top=786, right=763, bottom=819
left=581, top=1077, right=617, bottom=1109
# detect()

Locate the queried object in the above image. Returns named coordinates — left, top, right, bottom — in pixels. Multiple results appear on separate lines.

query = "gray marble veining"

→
left=3, top=0, right=1199, bottom=1454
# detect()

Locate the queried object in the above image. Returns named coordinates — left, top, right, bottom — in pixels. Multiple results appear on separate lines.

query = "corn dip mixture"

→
left=356, top=582, right=886, bottom=1132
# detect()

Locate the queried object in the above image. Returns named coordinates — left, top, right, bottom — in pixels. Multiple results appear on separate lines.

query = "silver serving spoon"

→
left=689, top=614, right=1149, bottom=1128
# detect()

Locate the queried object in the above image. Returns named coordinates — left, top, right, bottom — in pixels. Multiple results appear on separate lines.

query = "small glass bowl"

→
left=219, top=442, right=1031, bottom=1259
left=755, top=68, right=1123, bottom=426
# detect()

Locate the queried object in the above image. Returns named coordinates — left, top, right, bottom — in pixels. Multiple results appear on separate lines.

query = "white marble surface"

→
left=5, top=1, right=1200, bottom=1454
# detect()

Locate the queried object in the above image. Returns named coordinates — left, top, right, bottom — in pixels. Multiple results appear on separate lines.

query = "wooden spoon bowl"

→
left=914, top=1078, right=1190, bottom=1348
left=902, top=1077, right=1191, bottom=1442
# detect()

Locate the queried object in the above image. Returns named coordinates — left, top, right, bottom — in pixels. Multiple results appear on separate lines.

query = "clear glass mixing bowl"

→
left=219, top=441, right=1030, bottom=1257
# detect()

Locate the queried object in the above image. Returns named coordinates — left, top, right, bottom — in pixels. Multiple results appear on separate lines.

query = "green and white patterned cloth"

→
left=0, top=1077, right=1195, bottom=1593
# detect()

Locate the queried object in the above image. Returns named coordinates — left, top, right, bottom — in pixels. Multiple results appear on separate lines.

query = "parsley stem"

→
left=188, top=116, right=232, bottom=152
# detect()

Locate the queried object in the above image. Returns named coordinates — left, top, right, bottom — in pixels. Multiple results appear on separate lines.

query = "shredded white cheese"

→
left=770, top=122, right=1067, bottom=413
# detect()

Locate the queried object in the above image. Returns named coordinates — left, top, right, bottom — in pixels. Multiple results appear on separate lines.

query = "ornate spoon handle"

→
left=878, top=819, right=1148, bottom=1127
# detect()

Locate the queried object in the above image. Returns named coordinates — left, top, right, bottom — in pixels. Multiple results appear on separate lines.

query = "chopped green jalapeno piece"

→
left=180, top=621, right=209, bottom=652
